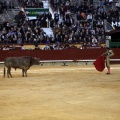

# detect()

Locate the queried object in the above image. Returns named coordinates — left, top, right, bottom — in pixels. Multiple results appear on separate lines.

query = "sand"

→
left=0, top=64, right=120, bottom=120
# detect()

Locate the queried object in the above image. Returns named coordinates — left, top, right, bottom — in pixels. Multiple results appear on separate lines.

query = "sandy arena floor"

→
left=0, top=63, right=120, bottom=120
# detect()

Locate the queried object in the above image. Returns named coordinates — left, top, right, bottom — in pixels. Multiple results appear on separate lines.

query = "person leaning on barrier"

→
left=102, top=48, right=114, bottom=75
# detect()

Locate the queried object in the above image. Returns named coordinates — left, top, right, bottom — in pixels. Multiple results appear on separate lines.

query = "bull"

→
left=3, top=56, right=40, bottom=77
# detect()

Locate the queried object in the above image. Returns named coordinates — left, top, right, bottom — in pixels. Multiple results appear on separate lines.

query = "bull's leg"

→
left=3, top=66, right=6, bottom=77
left=7, top=67, right=12, bottom=78
left=8, top=67, right=12, bottom=77
left=22, top=69, right=24, bottom=77
left=25, top=70, right=27, bottom=77
left=7, top=69, right=9, bottom=78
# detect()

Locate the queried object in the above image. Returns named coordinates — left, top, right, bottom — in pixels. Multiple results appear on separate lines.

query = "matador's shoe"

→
left=106, top=73, right=111, bottom=75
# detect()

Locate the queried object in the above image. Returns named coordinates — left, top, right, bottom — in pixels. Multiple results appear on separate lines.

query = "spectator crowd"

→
left=18, top=0, right=43, bottom=8
left=0, top=1, right=15, bottom=14
left=0, top=0, right=120, bottom=50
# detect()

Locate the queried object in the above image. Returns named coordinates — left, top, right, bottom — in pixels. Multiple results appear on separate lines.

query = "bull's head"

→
left=33, top=57, right=40, bottom=65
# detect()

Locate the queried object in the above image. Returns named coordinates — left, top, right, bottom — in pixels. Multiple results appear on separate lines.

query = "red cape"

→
left=93, top=56, right=105, bottom=72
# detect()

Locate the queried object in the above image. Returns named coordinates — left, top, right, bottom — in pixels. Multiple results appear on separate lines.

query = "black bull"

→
left=4, top=57, right=40, bottom=77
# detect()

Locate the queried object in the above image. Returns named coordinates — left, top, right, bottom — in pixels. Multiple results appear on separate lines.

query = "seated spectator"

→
left=81, top=12, right=86, bottom=20
left=35, top=46, right=40, bottom=50
left=87, top=13, right=93, bottom=22
left=76, top=11, right=81, bottom=21
left=81, top=42, right=87, bottom=49
left=68, top=34, right=72, bottom=43
left=20, top=44, right=25, bottom=50
left=108, top=0, right=113, bottom=5
left=42, top=44, right=50, bottom=50
left=92, top=36, right=98, bottom=46
left=53, top=44, right=64, bottom=50
left=17, top=37, right=22, bottom=45
left=33, top=38, right=38, bottom=47
left=3, top=45, right=9, bottom=50
left=87, top=41, right=92, bottom=46
left=21, top=0, right=43, bottom=8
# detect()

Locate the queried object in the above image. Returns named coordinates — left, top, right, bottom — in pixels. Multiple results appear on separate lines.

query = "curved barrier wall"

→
left=0, top=48, right=120, bottom=63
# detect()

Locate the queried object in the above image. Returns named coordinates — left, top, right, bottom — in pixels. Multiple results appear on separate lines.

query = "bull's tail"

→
left=3, top=66, right=6, bottom=77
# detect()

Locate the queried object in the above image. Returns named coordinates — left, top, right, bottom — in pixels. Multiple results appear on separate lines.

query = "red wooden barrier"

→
left=0, top=49, right=120, bottom=63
